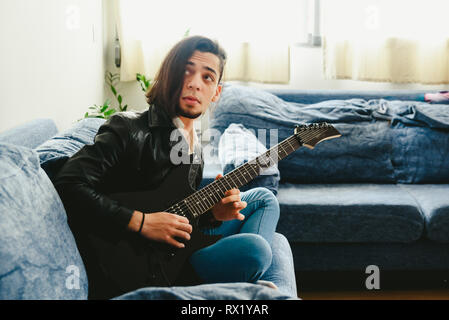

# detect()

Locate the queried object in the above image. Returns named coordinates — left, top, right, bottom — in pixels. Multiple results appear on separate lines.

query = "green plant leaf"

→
left=136, top=73, right=152, bottom=92
left=117, top=95, right=122, bottom=103
left=100, top=105, right=108, bottom=113
left=104, top=109, right=116, bottom=116
left=111, top=85, right=117, bottom=96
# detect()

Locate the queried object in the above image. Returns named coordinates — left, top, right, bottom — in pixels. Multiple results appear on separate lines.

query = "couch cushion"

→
left=35, top=118, right=105, bottom=181
left=392, top=124, right=449, bottom=183
left=399, top=184, right=449, bottom=243
left=278, top=121, right=394, bottom=184
left=0, top=142, right=88, bottom=299
left=276, top=183, right=424, bottom=243
left=218, top=123, right=280, bottom=195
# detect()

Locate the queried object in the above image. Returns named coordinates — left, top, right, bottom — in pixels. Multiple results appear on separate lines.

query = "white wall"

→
left=102, top=0, right=149, bottom=114
left=0, top=0, right=105, bottom=132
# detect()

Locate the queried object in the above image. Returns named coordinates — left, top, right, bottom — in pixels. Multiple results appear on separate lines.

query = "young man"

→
left=54, top=36, right=280, bottom=299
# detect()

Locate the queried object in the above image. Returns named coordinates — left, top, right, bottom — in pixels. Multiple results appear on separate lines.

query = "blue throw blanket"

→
left=210, top=85, right=449, bottom=184
left=372, top=99, right=449, bottom=129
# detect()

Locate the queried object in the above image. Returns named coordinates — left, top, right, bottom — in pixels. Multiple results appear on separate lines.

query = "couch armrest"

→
left=261, top=232, right=297, bottom=297
left=0, top=118, right=58, bottom=149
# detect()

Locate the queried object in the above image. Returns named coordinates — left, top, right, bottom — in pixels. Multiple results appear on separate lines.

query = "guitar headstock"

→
left=294, top=123, right=341, bottom=149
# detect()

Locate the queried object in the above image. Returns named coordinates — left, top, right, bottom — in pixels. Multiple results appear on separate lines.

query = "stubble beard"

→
left=175, top=103, right=203, bottom=119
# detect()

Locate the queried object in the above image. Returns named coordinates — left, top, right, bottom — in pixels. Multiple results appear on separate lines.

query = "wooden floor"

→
left=295, top=271, right=449, bottom=300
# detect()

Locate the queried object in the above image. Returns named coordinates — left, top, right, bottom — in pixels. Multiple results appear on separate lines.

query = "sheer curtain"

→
left=322, top=0, right=449, bottom=84
left=115, top=0, right=303, bottom=83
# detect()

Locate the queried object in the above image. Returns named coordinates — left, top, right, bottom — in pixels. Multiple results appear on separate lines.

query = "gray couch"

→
left=204, top=84, right=449, bottom=288
left=0, top=116, right=297, bottom=300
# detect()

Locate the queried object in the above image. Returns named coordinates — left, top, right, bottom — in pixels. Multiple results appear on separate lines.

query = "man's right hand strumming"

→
left=127, top=211, right=192, bottom=248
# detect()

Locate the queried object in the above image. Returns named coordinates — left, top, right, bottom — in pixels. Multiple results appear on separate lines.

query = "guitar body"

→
left=86, top=164, right=221, bottom=297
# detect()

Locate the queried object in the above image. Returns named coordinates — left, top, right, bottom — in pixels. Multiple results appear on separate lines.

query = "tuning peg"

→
left=295, top=124, right=307, bottom=130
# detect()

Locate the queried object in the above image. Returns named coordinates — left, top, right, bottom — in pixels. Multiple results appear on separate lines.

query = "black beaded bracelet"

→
left=138, top=212, right=145, bottom=233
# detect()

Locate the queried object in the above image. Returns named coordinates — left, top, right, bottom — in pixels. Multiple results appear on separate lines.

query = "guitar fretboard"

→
left=166, top=123, right=335, bottom=220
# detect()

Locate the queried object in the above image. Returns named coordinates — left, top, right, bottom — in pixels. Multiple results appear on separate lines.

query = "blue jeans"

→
left=189, top=187, right=280, bottom=284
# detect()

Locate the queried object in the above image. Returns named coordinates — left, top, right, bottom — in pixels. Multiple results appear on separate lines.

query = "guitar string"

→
left=169, top=125, right=330, bottom=218
left=190, top=124, right=329, bottom=211
left=180, top=133, right=299, bottom=216
left=216, top=125, right=327, bottom=195
left=164, top=134, right=296, bottom=217
left=173, top=126, right=328, bottom=218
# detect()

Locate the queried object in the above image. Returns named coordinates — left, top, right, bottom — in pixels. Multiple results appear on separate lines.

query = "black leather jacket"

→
left=54, top=104, right=214, bottom=232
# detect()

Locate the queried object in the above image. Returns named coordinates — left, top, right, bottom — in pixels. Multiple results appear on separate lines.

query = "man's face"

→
left=177, top=50, right=222, bottom=119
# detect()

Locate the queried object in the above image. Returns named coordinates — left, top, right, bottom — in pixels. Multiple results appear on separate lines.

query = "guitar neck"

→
left=166, top=123, right=340, bottom=220
left=178, top=134, right=301, bottom=219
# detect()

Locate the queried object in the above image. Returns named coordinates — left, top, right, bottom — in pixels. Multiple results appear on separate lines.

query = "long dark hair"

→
left=146, top=36, right=227, bottom=119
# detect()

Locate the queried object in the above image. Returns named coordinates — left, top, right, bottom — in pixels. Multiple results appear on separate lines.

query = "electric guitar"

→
left=94, top=123, right=341, bottom=294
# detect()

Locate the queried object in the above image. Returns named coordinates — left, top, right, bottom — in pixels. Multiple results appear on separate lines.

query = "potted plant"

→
left=84, top=72, right=152, bottom=119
